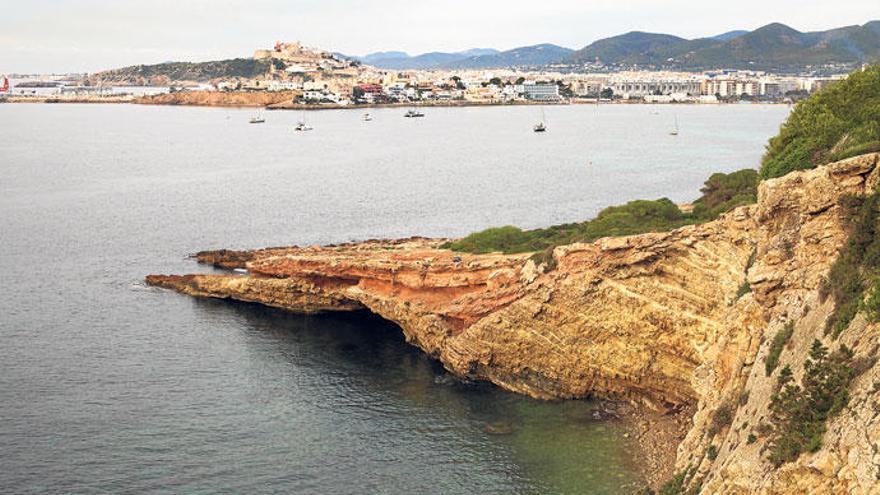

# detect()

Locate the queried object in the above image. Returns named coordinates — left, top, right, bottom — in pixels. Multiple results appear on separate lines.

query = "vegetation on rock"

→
left=97, top=58, right=273, bottom=83
left=446, top=169, right=757, bottom=256
left=767, top=340, right=855, bottom=467
left=706, top=401, right=735, bottom=438
left=760, top=65, right=880, bottom=180
left=820, top=192, right=880, bottom=337
left=653, top=465, right=700, bottom=495
left=765, top=321, right=795, bottom=376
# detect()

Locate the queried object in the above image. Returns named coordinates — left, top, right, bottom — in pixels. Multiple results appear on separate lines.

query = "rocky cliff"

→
left=134, top=90, right=299, bottom=108
left=148, top=153, right=880, bottom=494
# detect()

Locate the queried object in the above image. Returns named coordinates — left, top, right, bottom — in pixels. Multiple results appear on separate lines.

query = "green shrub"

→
left=658, top=469, right=688, bottom=495
left=767, top=340, right=855, bottom=467
left=706, top=445, right=718, bottom=461
left=447, top=169, right=758, bottom=257
left=747, top=433, right=757, bottom=444
left=692, top=169, right=758, bottom=219
left=862, top=278, right=880, bottom=323
left=736, top=281, right=752, bottom=299
left=446, top=198, right=694, bottom=254
left=822, top=192, right=880, bottom=337
left=765, top=322, right=795, bottom=376
left=760, top=65, right=880, bottom=180
left=529, top=246, right=557, bottom=270
left=707, top=401, right=735, bottom=438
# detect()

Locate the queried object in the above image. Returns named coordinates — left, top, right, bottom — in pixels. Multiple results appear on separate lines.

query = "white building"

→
left=612, top=79, right=702, bottom=98
left=519, top=82, right=561, bottom=101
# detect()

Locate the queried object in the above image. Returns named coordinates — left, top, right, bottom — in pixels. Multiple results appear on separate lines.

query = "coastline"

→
left=2, top=91, right=790, bottom=109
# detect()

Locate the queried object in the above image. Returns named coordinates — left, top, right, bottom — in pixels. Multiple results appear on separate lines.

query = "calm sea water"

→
left=0, top=103, right=789, bottom=494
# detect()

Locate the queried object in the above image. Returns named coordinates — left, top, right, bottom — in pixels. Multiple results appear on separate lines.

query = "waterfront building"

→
left=519, top=82, right=561, bottom=101
left=612, top=78, right=702, bottom=98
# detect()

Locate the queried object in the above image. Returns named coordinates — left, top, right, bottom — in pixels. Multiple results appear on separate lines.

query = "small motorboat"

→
left=363, top=113, right=373, bottom=121
left=249, top=116, right=265, bottom=124
left=404, top=109, right=425, bottom=118
left=294, top=121, right=313, bottom=132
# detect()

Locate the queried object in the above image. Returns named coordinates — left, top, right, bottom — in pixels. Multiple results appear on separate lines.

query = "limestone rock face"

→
left=147, top=153, right=880, bottom=493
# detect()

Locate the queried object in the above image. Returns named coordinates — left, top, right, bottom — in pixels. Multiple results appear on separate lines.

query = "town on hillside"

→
left=2, top=40, right=859, bottom=105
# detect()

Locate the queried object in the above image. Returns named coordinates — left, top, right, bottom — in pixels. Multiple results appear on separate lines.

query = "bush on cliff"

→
left=446, top=169, right=758, bottom=256
left=767, top=340, right=855, bottom=467
left=765, top=321, right=795, bottom=376
left=821, top=192, right=880, bottom=337
left=445, top=198, right=693, bottom=255
left=691, top=169, right=758, bottom=219
left=760, top=65, right=880, bottom=180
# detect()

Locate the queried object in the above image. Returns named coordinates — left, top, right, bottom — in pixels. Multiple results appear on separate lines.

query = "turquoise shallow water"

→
left=0, top=103, right=789, bottom=494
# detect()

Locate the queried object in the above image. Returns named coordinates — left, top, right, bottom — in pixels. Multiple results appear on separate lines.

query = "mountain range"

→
left=349, top=44, right=572, bottom=70
left=352, top=21, right=879, bottom=71
left=566, top=21, right=880, bottom=70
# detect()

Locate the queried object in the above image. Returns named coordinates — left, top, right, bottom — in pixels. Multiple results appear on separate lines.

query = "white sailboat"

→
left=534, top=107, right=547, bottom=132
left=294, top=110, right=313, bottom=132
left=669, top=116, right=679, bottom=136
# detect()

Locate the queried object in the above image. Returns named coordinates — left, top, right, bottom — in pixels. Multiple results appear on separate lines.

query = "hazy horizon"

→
left=2, top=0, right=878, bottom=74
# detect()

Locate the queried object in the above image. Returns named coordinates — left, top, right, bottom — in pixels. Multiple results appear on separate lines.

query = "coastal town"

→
left=1, top=40, right=854, bottom=107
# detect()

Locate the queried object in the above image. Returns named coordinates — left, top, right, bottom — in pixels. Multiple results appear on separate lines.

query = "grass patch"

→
left=765, top=322, right=795, bottom=376
left=446, top=169, right=758, bottom=260
left=760, top=65, right=880, bottom=180
left=767, top=340, right=856, bottom=467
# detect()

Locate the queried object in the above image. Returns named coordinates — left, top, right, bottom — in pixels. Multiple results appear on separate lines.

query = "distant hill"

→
left=353, top=45, right=571, bottom=70
left=447, top=44, right=574, bottom=69
left=566, top=32, right=697, bottom=65
left=357, top=51, right=468, bottom=70
left=95, top=58, right=272, bottom=83
left=457, top=48, right=500, bottom=57
left=711, top=30, right=748, bottom=41
left=567, top=21, right=880, bottom=70
left=359, top=51, right=409, bottom=65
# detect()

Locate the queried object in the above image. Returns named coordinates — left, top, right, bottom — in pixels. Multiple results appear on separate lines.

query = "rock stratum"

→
left=148, top=153, right=880, bottom=494
left=134, top=90, right=300, bottom=108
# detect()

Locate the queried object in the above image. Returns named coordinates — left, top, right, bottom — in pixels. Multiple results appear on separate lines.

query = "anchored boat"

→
left=533, top=107, right=547, bottom=132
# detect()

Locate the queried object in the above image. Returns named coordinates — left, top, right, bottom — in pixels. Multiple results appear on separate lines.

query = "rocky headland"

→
left=148, top=152, right=880, bottom=493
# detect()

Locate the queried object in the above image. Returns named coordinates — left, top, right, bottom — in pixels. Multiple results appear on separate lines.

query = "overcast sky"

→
left=2, top=0, right=878, bottom=74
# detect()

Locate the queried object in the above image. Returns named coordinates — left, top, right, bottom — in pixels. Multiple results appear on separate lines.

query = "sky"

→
left=2, top=0, right=878, bottom=74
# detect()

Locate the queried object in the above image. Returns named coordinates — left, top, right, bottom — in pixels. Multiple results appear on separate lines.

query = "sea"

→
left=0, top=102, right=790, bottom=494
